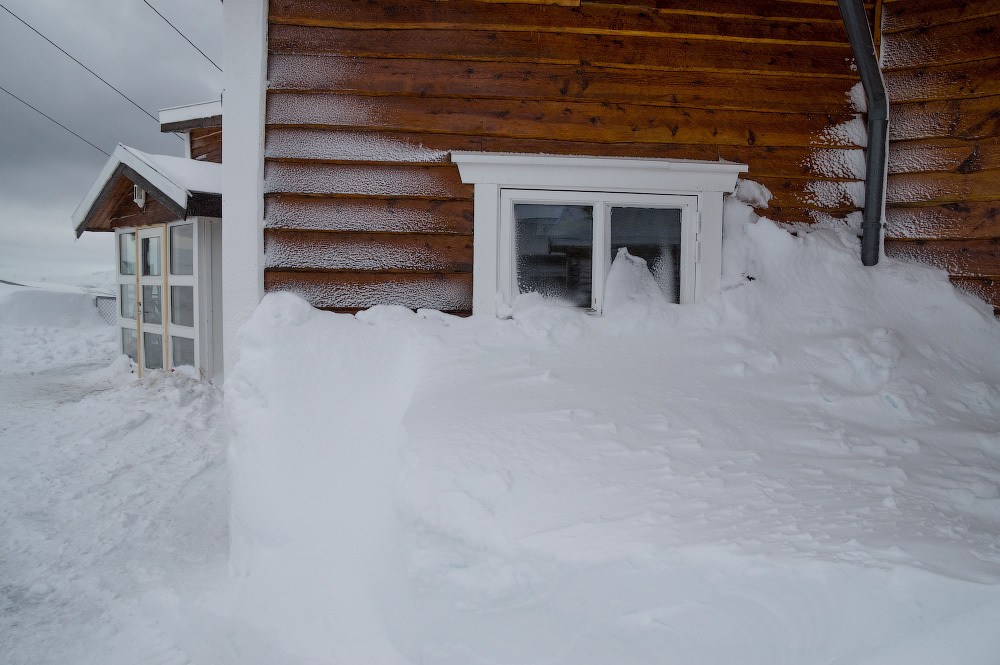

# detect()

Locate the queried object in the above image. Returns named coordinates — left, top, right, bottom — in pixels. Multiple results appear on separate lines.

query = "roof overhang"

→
left=72, top=144, right=222, bottom=237
left=159, top=98, right=223, bottom=132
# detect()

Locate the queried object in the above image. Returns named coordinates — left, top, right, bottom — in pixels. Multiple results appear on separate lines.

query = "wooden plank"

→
left=267, top=25, right=856, bottom=77
left=268, top=0, right=850, bottom=44
left=734, top=176, right=865, bottom=210
left=889, top=96, right=1000, bottom=142
left=950, top=276, right=1000, bottom=308
left=886, top=170, right=1000, bottom=205
left=264, top=229, right=473, bottom=272
left=885, top=201, right=1000, bottom=239
left=580, top=0, right=848, bottom=22
left=264, top=269, right=473, bottom=310
left=884, top=237, right=1000, bottom=278
left=267, top=54, right=857, bottom=114
left=762, top=207, right=861, bottom=225
left=882, top=15, right=1000, bottom=70
left=265, top=92, right=863, bottom=147
left=889, top=138, right=1000, bottom=175
left=160, top=114, right=222, bottom=133
left=82, top=171, right=133, bottom=233
left=885, top=58, right=1000, bottom=103
left=882, top=0, right=1000, bottom=33
left=264, top=127, right=865, bottom=178
left=264, top=161, right=473, bottom=198
left=264, top=196, right=474, bottom=234
left=108, top=198, right=181, bottom=229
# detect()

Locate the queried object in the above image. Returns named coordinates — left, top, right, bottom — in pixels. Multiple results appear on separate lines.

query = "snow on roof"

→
left=158, top=99, right=222, bottom=127
left=71, top=144, right=222, bottom=237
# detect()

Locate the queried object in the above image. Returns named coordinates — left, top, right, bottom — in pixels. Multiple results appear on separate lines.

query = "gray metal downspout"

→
left=837, top=0, right=889, bottom=266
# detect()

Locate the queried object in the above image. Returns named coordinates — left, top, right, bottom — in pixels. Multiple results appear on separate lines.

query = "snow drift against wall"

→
left=224, top=201, right=1000, bottom=664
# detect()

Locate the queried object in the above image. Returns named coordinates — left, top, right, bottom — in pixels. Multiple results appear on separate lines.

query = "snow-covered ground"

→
left=0, top=282, right=226, bottom=665
left=4, top=204, right=1000, bottom=663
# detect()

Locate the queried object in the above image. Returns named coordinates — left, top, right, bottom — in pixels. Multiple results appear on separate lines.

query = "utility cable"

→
left=0, top=1, right=185, bottom=143
left=139, top=0, right=222, bottom=73
left=0, top=84, right=110, bottom=156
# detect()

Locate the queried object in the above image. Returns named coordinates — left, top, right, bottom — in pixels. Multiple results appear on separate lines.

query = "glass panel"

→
left=121, top=328, right=138, bottom=362
left=610, top=207, right=682, bottom=304
left=143, top=332, right=164, bottom=370
left=142, top=285, right=162, bottom=325
left=119, top=233, right=136, bottom=275
left=515, top=203, right=593, bottom=307
left=171, top=335, right=195, bottom=368
left=170, top=286, right=194, bottom=328
left=170, top=224, right=194, bottom=275
left=142, top=236, right=162, bottom=276
left=120, top=284, right=136, bottom=319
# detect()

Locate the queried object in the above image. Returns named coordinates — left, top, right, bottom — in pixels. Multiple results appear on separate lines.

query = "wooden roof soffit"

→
left=159, top=99, right=223, bottom=133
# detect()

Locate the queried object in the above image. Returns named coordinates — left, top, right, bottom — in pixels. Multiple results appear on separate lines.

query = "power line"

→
left=0, top=1, right=185, bottom=143
left=0, top=84, right=110, bottom=157
left=139, top=0, right=222, bottom=73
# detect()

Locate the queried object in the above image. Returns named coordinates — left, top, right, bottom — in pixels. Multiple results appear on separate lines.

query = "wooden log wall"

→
left=264, top=0, right=869, bottom=313
left=190, top=126, right=222, bottom=163
left=881, top=0, right=1000, bottom=314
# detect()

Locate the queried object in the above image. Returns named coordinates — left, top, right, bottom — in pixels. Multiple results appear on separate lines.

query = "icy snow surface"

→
left=224, top=205, right=1000, bottom=664
left=6, top=200, right=1000, bottom=663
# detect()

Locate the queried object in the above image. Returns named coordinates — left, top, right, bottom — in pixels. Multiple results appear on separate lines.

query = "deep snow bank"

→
left=226, top=208, right=1000, bottom=664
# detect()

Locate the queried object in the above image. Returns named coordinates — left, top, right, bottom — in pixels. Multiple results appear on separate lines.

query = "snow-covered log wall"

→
left=881, top=0, right=1000, bottom=314
left=262, top=0, right=873, bottom=314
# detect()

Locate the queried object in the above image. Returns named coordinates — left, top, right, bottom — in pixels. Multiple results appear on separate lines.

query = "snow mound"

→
left=0, top=287, right=107, bottom=328
left=225, top=205, right=1000, bottom=664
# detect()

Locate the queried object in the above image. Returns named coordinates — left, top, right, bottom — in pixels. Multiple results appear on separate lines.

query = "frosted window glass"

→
left=142, top=285, right=162, bottom=325
left=119, top=233, right=136, bottom=275
left=121, top=328, right=138, bottom=362
left=610, top=207, right=682, bottom=304
left=143, top=332, right=163, bottom=370
left=142, top=236, right=161, bottom=276
left=515, top=204, right=593, bottom=307
left=171, top=335, right=195, bottom=368
left=170, top=286, right=194, bottom=328
left=120, top=284, right=136, bottom=319
left=170, top=224, right=194, bottom=275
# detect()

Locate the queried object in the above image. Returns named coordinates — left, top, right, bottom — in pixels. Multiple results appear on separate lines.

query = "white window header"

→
left=451, top=152, right=747, bottom=194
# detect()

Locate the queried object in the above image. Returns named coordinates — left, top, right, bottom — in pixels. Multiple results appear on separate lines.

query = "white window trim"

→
left=452, top=152, right=747, bottom=316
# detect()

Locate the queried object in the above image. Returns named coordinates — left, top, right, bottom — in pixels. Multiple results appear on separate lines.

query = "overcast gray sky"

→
left=0, top=0, right=222, bottom=287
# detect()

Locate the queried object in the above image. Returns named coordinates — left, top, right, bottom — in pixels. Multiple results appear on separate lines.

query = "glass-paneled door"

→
left=137, top=226, right=166, bottom=372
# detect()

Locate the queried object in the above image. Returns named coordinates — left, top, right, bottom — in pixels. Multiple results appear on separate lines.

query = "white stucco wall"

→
left=222, top=0, right=268, bottom=379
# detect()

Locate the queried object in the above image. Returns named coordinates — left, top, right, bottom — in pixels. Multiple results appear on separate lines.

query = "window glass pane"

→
left=142, top=285, right=162, bottom=325
left=119, top=233, right=136, bottom=275
left=121, top=328, right=138, bottom=362
left=170, top=286, right=194, bottom=328
left=610, top=207, right=682, bottom=304
left=171, top=335, right=195, bottom=368
left=143, top=332, right=163, bottom=370
left=515, top=203, right=593, bottom=307
left=120, top=284, right=136, bottom=319
left=170, top=224, right=194, bottom=275
left=142, top=236, right=161, bottom=276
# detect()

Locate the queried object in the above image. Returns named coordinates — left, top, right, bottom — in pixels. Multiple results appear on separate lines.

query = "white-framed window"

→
left=114, top=218, right=219, bottom=379
left=452, top=153, right=747, bottom=315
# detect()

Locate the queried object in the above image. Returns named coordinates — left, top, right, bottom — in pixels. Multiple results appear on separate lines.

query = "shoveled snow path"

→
left=0, top=300, right=226, bottom=665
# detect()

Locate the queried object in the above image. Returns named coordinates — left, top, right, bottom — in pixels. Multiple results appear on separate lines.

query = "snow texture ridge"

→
left=223, top=203, right=1000, bottom=664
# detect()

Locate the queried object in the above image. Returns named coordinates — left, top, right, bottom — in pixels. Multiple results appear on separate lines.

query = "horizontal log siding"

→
left=265, top=0, right=865, bottom=313
left=883, top=0, right=1000, bottom=313
left=189, top=127, right=222, bottom=163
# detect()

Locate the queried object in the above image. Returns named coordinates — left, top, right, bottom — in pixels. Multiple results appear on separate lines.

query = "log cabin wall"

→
left=190, top=126, right=223, bottom=163
left=881, top=0, right=1000, bottom=314
left=264, top=0, right=871, bottom=314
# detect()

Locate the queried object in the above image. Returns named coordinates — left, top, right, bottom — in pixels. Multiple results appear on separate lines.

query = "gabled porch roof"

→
left=72, top=144, right=222, bottom=237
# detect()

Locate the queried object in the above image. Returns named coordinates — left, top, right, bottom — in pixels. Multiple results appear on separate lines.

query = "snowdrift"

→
left=226, top=207, right=1000, bottom=664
